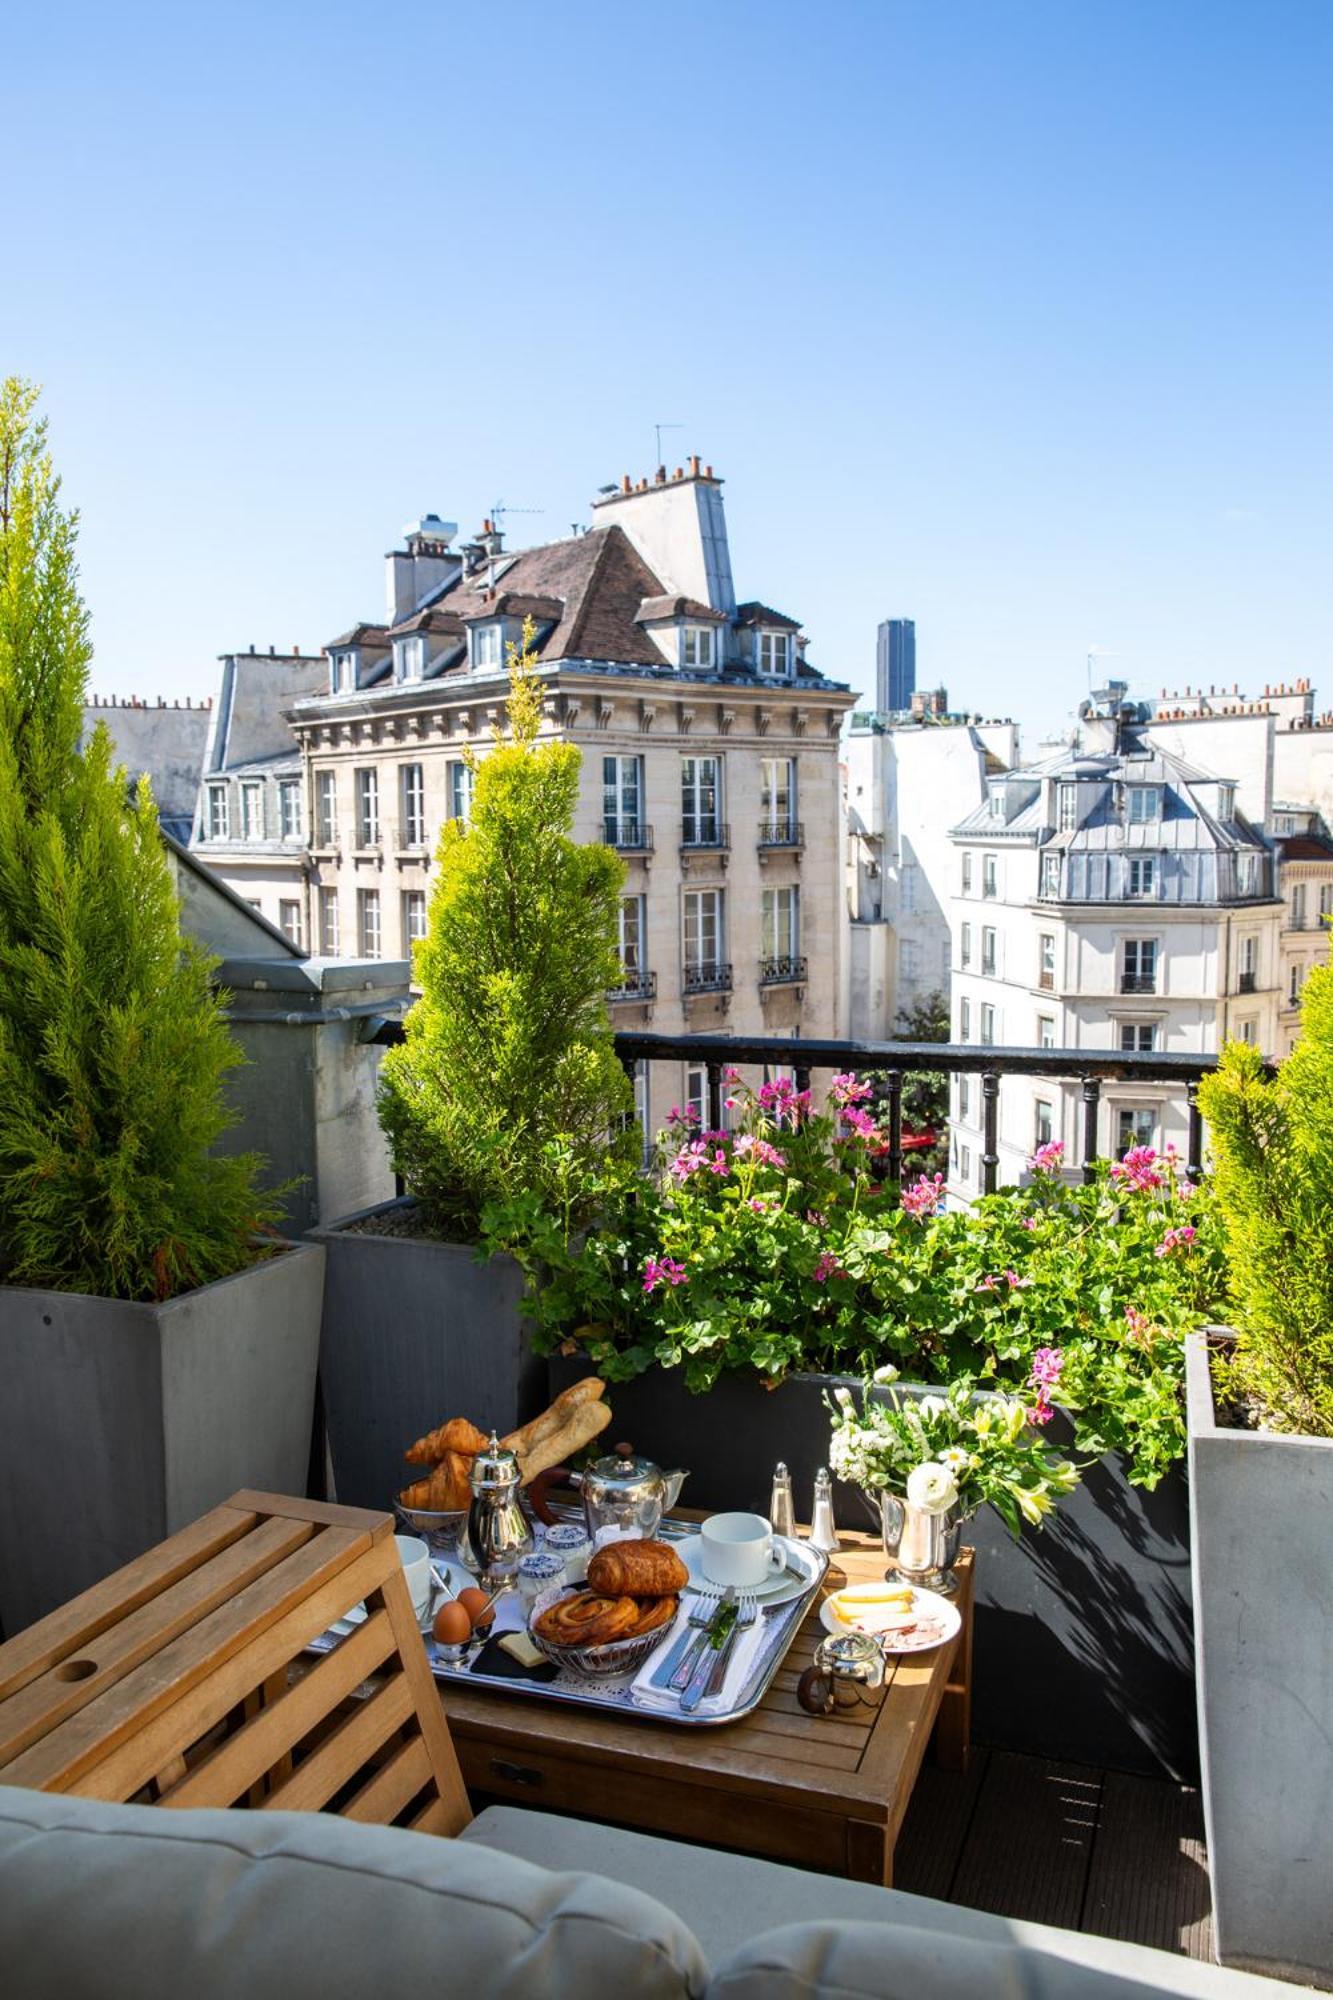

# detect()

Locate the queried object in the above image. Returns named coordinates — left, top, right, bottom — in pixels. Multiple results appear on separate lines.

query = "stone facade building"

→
left=284, top=465, right=857, bottom=1125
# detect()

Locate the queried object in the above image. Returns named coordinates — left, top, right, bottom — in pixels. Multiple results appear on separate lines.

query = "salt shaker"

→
left=808, top=1466, right=840, bottom=1554
left=769, top=1462, right=796, bottom=1541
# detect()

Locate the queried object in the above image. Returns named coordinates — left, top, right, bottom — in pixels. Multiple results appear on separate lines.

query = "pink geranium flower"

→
left=642, top=1255, right=687, bottom=1295
left=813, top=1250, right=846, bottom=1284
left=1029, top=1140, right=1064, bottom=1174
left=734, top=1133, right=787, bottom=1169
left=1124, top=1305, right=1150, bottom=1343
left=830, top=1071, right=874, bottom=1107
left=901, top=1173, right=944, bottom=1220
left=1030, top=1346, right=1064, bottom=1387
left=1155, top=1224, right=1197, bottom=1257
left=1111, top=1145, right=1165, bottom=1193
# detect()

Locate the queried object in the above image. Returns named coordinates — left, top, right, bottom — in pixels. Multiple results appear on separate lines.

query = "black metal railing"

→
left=680, top=822, right=730, bottom=851
left=757, top=819, right=804, bottom=849
left=759, top=955, right=807, bottom=986
left=1238, top=970, right=1257, bottom=994
left=1120, top=975, right=1157, bottom=994
left=607, top=969, right=657, bottom=1003
left=681, top=962, right=733, bottom=995
left=604, top=820, right=654, bottom=853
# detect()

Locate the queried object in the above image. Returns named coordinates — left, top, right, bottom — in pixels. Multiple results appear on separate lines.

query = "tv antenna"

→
left=654, top=422, right=685, bottom=464
left=490, top=500, right=546, bottom=527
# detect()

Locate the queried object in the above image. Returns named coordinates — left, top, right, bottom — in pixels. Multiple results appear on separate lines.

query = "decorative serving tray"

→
left=307, top=1515, right=829, bottom=1729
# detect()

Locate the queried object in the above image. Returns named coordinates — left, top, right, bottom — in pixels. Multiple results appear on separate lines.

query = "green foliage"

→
left=1197, top=970, right=1333, bottom=1437
left=0, top=378, right=278, bottom=1301
left=878, top=989, right=949, bottom=1175
left=379, top=621, right=635, bottom=1234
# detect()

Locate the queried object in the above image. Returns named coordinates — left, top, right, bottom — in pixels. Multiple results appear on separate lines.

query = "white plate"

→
left=674, top=1533, right=819, bottom=1611
left=329, top=1592, right=433, bottom=1639
left=819, top=1583, right=961, bottom=1654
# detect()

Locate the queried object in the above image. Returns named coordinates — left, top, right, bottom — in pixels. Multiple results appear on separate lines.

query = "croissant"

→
left=399, top=1448, right=474, bottom=1512
left=533, top=1592, right=640, bottom=1648
left=404, top=1416, right=490, bottom=1466
left=586, top=1540, right=689, bottom=1600
left=626, top=1594, right=679, bottom=1638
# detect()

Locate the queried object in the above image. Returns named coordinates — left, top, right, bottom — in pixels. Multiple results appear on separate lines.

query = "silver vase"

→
left=879, top=1493, right=964, bottom=1595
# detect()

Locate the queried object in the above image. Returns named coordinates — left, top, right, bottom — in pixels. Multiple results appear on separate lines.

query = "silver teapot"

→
left=579, top=1445, right=688, bottom=1542
left=463, top=1433, right=534, bottom=1581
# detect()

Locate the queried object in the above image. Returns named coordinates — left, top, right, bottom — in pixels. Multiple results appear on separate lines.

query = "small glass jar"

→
left=544, top=1522, right=592, bottom=1583
left=516, top=1552, right=566, bottom=1604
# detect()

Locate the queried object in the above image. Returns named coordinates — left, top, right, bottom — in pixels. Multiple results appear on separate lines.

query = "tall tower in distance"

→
left=876, top=618, right=916, bottom=714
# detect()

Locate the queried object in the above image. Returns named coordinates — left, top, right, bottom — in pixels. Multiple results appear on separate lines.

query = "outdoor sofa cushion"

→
left=0, top=1786, right=707, bottom=2000
left=462, top=1805, right=1294, bottom=1998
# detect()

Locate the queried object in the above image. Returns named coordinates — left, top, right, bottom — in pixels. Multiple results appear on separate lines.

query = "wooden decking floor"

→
left=896, top=1746, right=1214, bottom=1960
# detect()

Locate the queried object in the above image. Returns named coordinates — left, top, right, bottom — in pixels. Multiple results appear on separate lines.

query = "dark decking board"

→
left=894, top=1747, right=1214, bottom=1961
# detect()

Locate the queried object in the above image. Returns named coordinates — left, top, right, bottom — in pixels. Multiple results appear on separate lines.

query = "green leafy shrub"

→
left=0, top=378, right=278, bottom=1300
left=1197, top=966, right=1333, bottom=1437
left=379, top=623, right=635, bottom=1234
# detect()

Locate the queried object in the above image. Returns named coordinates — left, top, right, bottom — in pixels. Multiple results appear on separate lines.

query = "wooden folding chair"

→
left=0, top=1491, right=470, bottom=1837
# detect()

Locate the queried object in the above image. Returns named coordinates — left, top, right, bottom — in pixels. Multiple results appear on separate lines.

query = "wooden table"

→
left=442, top=1532, right=973, bottom=1886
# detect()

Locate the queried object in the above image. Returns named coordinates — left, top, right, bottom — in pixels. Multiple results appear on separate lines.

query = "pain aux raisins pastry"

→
left=532, top=1592, right=640, bottom=1648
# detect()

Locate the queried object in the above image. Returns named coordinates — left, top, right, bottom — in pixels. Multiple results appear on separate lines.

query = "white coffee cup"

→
left=700, top=1512, right=786, bottom=1588
left=395, top=1533, right=432, bottom=1618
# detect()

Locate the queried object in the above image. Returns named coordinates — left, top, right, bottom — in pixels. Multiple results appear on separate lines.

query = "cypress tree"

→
left=0, top=378, right=278, bottom=1301
left=378, top=621, right=635, bottom=1232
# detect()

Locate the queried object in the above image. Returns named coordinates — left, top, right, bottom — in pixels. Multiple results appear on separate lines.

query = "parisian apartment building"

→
left=946, top=692, right=1291, bottom=1197
left=259, top=462, right=857, bottom=1125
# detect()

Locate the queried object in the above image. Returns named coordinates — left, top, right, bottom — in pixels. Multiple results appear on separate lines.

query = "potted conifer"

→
left=0, top=379, right=325, bottom=1635
left=312, top=624, right=634, bottom=1509
left=1188, top=967, right=1333, bottom=1986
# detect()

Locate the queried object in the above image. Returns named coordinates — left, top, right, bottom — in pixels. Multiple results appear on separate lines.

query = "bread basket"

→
left=527, top=1585, right=676, bottom=1680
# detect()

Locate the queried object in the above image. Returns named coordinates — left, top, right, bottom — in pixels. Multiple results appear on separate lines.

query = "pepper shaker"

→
left=808, top=1466, right=840, bottom=1554
left=769, top=1461, right=796, bottom=1541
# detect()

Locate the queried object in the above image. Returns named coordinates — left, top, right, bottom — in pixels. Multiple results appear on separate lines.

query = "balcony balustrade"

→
left=756, top=819, right=804, bottom=850
left=1237, top=970, right=1258, bottom=994
left=680, top=822, right=730, bottom=852
left=607, top=968, right=657, bottom=1004
left=759, top=955, right=807, bottom=986
left=604, top=819, right=654, bottom=854
left=1120, top=974, right=1157, bottom=994
left=681, top=961, right=733, bottom=996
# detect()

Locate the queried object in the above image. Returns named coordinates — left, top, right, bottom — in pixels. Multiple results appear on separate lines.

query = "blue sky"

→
left=5, top=1, right=1329, bottom=745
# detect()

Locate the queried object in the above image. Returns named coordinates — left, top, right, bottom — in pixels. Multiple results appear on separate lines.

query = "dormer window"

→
left=1237, top=851, right=1261, bottom=896
left=682, top=625, right=715, bottom=669
left=472, top=623, right=503, bottom=671
left=1128, top=785, right=1159, bottom=824
left=1216, top=785, right=1235, bottom=822
left=759, top=632, right=792, bottom=677
left=1058, top=784, right=1079, bottom=831
left=989, top=790, right=1006, bottom=819
left=394, top=635, right=425, bottom=683
left=330, top=649, right=357, bottom=694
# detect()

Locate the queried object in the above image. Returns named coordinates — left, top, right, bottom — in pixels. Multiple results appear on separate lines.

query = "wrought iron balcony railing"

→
left=757, top=819, right=804, bottom=849
left=607, top=968, right=657, bottom=1003
left=682, top=961, right=733, bottom=995
left=1120, top=974, right=1157, bottom=994
left=759, top=955, right=807, bottom=986
left=604, top=820, right=654, bottom=853
left=680, top=822, right=730, bottom=852
left=1237, top=970, right=1258, bottom=994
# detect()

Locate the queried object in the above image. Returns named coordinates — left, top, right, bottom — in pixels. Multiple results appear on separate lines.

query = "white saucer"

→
left=819, top=1583, right=961, bottom=1654
left=674, top=1533, right=817, bottom=1610
left=330, top=1593, right=433, bottom=1638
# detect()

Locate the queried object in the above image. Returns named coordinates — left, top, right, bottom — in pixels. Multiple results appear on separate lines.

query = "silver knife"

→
left=679, top=1589, right=738, bottom=1713
left=652, top=1591, right=720, bottom=1691
left=667, top=1586, right=734, bottom=1693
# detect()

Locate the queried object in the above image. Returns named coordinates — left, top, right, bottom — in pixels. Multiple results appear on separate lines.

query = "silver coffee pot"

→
left=463, top=1433, right=534, bottom=1581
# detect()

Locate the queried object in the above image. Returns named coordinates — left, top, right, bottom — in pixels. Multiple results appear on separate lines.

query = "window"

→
left=959, top=997, right=971, bottom=1042
left=982, top=854, right=997, bottom=899
left=958, top=1075, right=972, bottom=1122
left=1034, top=1100, right=1053, bottom=1150
left=683, top=888, right=723, bottom=980
left=206, top=783, right=229, bottom=840
left=1217, top=786, right=1235, bottom=821
left=1038, top=932, right=1055, bottom=991
left=1291, top=884, right=1307, bottom=930
left=760, top=758, right=796, bottom=839
left=278, top=899, right=303, bottom=949
left=275, top=779, right=302, bottom=840
left=898, top=936, right=919, bottom=982
left=401, top=889, right=427, bottom=949
left=1128, top=786, right=1158, bottom=824
left=472, top=623, right=503, bottom=670
left=958, top=1144, right=972, bottom=1185
left=1290, top=963, right=1303, bottom=1006
left=960, top=921, right=972, bottom=969
left=1237, top=852, right=1261, bottom=896
left=759, top=631, right=792, bottom=677
left=1058, top=784, right=1079, bottom=831
left=240, top=781, right=263, bottom=841
left=681, top=756, right=721, bottom=844
left=1321, top=884, right=1333, bottom=921
left=446, top=759, right=474, bottom=825
left=961, top=852, right=973, bottom=896
left=617, top=895, right=646, bottom=988
left=683, top=625, right=715, bottom=668
left=1128, top=856, right=1156, bottom=897
left=354, top=767, right=379, bottom=847
left=980, top=1003, right=996, bottom=1046
left=1041, top=851, right=1060, bottom=896
left=1038, top=1015, right=1056, bottom=1049
left=1237, top=1019, right=1257, bottom=1046
left=1117, top=1107, right=1156, bottom=1154
left=330, top=649, right=356, bottom=694
left=315, top=771, right=338, bottom=846
left=603, top=755, right=643, bottom=845
left=394, top=634, right=425, bottom=683
left=319, top=887, right=340, bottom=955
left=686, top=1065, right=707, bottom=1124
left=988, top=789, right=1006, bottom=820
left=1120, top=1022, right=1158, bottom=1052
left=981, top=926, right=996, bottom=976
left=1239, top=934, right=1258, bottom=978
left=1122, top=938, right=1158, bottom=994
left=399, top=763, right=425, bottom=849
left=1275, top=813, right=1295, bottom=835
left=762, top=886, right=800, bottom=966
left=357, top=888, right=381, bottom=958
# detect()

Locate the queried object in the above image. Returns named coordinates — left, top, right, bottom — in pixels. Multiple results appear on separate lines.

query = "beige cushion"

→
left=0, top=1787, right=708, bottom=2000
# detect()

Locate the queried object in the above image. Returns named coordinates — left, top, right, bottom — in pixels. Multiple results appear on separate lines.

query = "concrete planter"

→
left=1186, top=1331, right=1333, bottom=1988
left=550, top=1355, right=1196, bottom=1779
left=311, top=1198, right=544, bottom=1513
left=0, top=1241, right=324, bottom=1637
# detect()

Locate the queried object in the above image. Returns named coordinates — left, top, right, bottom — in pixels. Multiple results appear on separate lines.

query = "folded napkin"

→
left=630, top=1595, right=778, bottom=1717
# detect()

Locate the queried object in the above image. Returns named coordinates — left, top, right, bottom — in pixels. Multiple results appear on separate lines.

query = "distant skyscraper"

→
left=876, top=618, right=916, bottom=713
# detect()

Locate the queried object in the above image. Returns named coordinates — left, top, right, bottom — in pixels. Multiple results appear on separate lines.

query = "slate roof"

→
left=1276, top=832, right=1333, bottom=861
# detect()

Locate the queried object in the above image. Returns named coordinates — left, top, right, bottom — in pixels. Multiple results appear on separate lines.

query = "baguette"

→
left=515, top=1396, right=611, bottom=1485
left=501, top=1377, right=605, bottom=1463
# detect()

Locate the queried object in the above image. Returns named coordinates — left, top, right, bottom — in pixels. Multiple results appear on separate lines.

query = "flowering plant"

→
left=827, top=1375, right=1080, bottom=1538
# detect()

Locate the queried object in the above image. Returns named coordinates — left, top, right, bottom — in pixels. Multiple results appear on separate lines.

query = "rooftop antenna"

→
left=489, top=500, right=546, bottom=529
left=654, top=422, right=685, bottom=465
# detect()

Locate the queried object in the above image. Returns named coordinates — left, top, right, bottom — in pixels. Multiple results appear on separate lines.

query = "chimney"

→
left=689, top=454, right=701, bottom=477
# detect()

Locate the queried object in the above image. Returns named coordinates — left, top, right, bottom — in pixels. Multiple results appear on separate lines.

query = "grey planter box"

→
left=1186, top=1332, right=1333, bottom=1988
left=550, top=1356, right=1196, bottom=1780
left=311, top=1198, right=544, bottom=1513
left=0, top=1241, right=325, bottom=1637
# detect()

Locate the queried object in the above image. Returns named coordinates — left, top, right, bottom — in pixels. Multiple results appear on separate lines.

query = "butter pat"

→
left=499, top=1631, right=547, bottom=1670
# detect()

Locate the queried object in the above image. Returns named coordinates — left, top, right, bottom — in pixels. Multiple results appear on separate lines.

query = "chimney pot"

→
left=621, top=475, right=631, bottom=493
left=269, top=645, right=275, bottom=656
left=654, top=466, right=666, bottom=484
left=674, top=465, right=684, bottom=480
left=689, top=454, right=701, bottom=476
left=704, top=464, right=713, bottom=478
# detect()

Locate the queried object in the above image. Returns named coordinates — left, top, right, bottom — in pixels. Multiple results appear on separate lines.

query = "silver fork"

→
left=702, top=1590, right=758, bottom=1702
left=653, top=1587, right=722, bottom=1691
